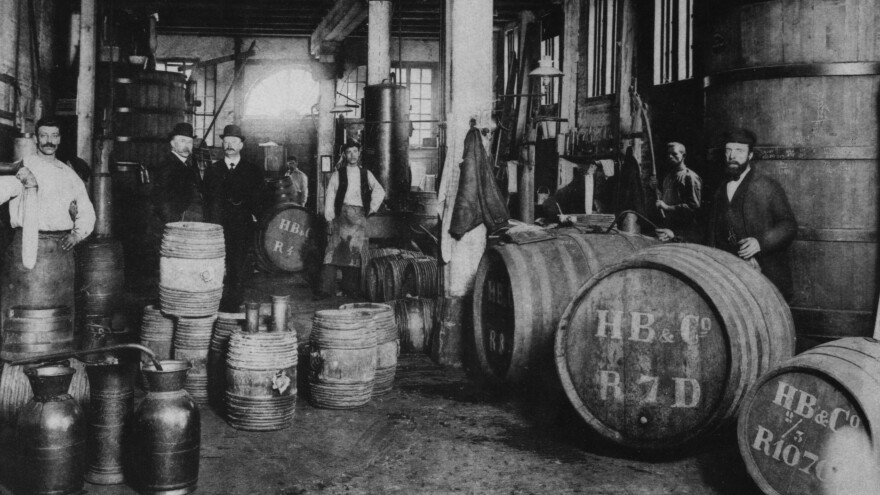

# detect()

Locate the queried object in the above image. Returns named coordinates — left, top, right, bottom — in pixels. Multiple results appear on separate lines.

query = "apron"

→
left=323, top=205, right=367, bottom=267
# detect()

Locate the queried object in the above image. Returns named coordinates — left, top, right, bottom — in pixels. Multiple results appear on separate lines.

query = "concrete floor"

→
left=0, top=271, right=763, bottom=495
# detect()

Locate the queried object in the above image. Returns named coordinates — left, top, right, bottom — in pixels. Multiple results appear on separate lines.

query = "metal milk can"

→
left=131, top=359, right=200, bottom=494
left=84, top=358, right=133, bottom=485
left=16, top=364, right=86, bottom=495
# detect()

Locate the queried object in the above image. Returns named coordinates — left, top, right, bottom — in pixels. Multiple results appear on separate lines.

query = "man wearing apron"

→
left=316, top=142, right=385, bottom=299
left=0, top=117, right=96, bottom=331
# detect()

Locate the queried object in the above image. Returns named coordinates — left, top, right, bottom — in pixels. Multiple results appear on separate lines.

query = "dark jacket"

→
left=449, top=127, right=510, bottom=239
left=707, top=168, right=797, bottom=298
left=204, top=158, right=264, bottom=229
left=152, top=152, right=205, bottom=223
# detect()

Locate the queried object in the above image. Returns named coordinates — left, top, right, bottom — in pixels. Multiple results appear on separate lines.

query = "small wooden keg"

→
left=159, top=222, right=226, bottom=317
left=340, top=303, right=398, bottom=396
left=308, top=309, right=377, bottom=409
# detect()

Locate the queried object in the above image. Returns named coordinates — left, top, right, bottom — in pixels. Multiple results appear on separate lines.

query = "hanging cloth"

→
left=19, top=185, right=38, bottom=269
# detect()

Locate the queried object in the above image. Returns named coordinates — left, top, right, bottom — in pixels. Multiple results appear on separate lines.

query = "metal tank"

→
left=362, top=82, right=412, bottom=212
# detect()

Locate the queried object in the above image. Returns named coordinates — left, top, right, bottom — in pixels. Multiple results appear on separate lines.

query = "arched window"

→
left=244, top=68, right=320, bottom=118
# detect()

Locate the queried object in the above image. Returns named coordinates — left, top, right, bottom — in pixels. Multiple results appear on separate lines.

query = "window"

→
left=540, top=35, right=562, bottom=106
left=337, top=65, right=367, bottom=118
left=586, top=0, right=618, bottom=97
left=654, top=0, right=693, bottom=84
left=244, top=68, right=320, bottom=118
left=393, top=65, right=436, bottom=148
left=503, top=28, right=519, bottom=92
left=192, top=65, right=217, bottom=146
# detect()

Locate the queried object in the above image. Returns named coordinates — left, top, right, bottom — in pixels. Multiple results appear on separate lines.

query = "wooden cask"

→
left=555, top=244, right=796, bottom=451
left=473, top=230, right=656, bottom=383
left=703, top=0, right=880, bottom=346
left=254, top=204, right=316, bottom=273
left=308, top=310, right=377, bottom=409
left=159, top=222, right=225, bottom=317
left=738, top=337, right=880, bottom=495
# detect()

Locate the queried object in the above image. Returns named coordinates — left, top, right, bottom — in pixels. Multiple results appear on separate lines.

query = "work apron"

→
left=323, top=205, right=367, bottom=267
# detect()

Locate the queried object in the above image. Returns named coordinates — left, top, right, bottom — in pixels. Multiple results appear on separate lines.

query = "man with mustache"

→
left=152, top=122, right=205, bottom=224
left=283, top=155, right=308, bottom=206
left=654, top=142, right=702, bottom=241
left=0, top=117, right=95, bottom=328
left=204, top=124, right=263, bottom=310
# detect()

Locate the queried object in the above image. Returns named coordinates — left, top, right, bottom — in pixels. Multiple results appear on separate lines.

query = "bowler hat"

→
left=220, top=124, right=245, bottom=141
left=722, top=128, right=757, bottom=148
left=168, top=122, right=194, bottom=140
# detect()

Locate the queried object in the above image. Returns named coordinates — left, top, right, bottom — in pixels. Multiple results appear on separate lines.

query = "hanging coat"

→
left=449, top=127, right=510, bottom=239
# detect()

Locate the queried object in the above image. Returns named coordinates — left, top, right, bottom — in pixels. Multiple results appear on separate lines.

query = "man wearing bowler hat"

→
left=152, top=122, right=206, bottom=224
left=205, top=124, right=264, bottom=310
left=658, top=128, right=797, bottom=299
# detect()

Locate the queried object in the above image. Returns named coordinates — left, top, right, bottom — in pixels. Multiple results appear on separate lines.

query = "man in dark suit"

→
left=205, top=124, right=264, bottom=310
left=658, top=128, right=797, bottom=299
left=152, top=122, right=205, bottom=224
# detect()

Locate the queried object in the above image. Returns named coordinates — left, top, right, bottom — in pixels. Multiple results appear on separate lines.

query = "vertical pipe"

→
left=316, top=76, right=335, bottom=218
left=76, top=0, right=96, bottom=165
left=367, top=1, right=392, bottom=85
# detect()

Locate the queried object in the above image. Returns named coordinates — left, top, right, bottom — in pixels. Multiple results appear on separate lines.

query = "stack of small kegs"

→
left=150, top=221, right=226, bottom=404
left=224, top=296, right=298, bottom=431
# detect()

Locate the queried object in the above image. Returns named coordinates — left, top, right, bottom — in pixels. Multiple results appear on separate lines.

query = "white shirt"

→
left=323, top=165, right=386, bottom=222
left=726, top=166, right=751, bottom=202
left=225, top=156, right=240, bottom=169
left=172, top=151, right=189, bottom=164
left=0, top=154, right=96, bottom=238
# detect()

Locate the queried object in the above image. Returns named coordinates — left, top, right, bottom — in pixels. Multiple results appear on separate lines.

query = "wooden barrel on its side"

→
left=555, top=244, right=796, bottom=451
left=159, top=222, right=225, bottom=317
left=359, top=248, right=405, bottom=296
left=737, top=337, right=880, bottom=495
left=393, top=298, right=436, bottom=354
left=254, top=204, right=317, bottom=273
left=703, top=0, right=880, bottom=347
left=308, top=310, right=376, bottom=409
left=401, top=258, right=442, bottom=298
left=472, top=230, right=657, bottom=383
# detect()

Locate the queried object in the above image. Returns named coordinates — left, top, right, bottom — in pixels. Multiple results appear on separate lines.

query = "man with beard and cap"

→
left=654, top=142, right=702, bottom=241
left=0, top=117, right=95, bottom=328
left=205, top=124, right=264, bottom=311
left=658, top=128, right=797, bottom=298
left=152, top=122, right=205, bottom=224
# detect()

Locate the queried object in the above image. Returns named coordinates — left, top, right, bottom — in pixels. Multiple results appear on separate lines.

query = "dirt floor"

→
left=0, top=271, right=764, bottom=495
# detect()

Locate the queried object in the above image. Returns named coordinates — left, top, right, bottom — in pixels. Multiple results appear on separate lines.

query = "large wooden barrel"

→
left=703, top=0, right=880, bottom=346
left=254, top=204, right=317, bottom=273
left=340, top=303, right=398, bottom=396
left=737, top=337, right=880, bottom=495
left=172, top=315, right=216, bottom=405
left=365, top=251, right=428, bottom=302
left=225, top=328, right=298, bottom=431
left=555, top=244, right=796, bottom=451
left=308, top=310, right=376, bottom=409
left=107, top=71, right=188, bottom=170
left=159, top=222, right=225, bottom=317
left=473, top=230, right=656, bottom=383
left=359, top=248, right=406, bottom=295
left=75, top=238, right=125, bottom=321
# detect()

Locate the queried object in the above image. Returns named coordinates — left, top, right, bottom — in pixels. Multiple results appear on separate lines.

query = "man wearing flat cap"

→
left=152, top=122, right=206, bottom=224
left=205, top=124, right=264, bottom=310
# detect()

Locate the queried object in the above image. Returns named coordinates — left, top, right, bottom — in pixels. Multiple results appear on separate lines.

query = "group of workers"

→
left=544, top=128, right=797, bottom=300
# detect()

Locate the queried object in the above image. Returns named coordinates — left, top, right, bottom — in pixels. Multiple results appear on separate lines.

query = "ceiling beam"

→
left=310, top=0, right=368, bottom=60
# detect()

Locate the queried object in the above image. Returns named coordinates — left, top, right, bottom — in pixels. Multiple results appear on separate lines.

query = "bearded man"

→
left=708, top=128, right=797, bottom=299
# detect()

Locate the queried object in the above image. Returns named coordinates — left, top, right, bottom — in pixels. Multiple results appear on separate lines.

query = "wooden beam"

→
left=310, top=0, right=368, bottom=58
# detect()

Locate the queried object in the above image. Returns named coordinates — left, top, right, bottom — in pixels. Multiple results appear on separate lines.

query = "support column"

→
left=435, top=0, right=494, bottom=367
left=315, top=73, right=336, bottom=217
left=76, top=0, right=96, bottom=164
left=367, top=0, right=392, bottom=85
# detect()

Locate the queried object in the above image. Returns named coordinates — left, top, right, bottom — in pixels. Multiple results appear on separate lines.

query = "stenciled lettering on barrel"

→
left=565, top=268, right=728, bottom=444
left=480, top=255, right=515, bottom=377
left=742, top=372, right=866, bottom=494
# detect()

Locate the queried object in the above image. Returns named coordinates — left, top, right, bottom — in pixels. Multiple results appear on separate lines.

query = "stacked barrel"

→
left=159, top=222, right=225, bottom=316
left=172, top=315, right=216, bottom=404
left=224, top=297, right=298, bottom=431
left=308, top=309, right=377, bottom=409
left=208, top=312, right=244, bottom=410
left=340, top=303, right=398, bottom=396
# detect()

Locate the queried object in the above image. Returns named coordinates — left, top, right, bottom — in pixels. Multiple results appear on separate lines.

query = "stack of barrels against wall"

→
left=361, top=247, right=441, bottom=355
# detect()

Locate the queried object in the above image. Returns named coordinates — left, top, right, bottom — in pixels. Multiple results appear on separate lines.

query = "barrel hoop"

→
left=703, top=62, right=880, bottom=88
left=498, top=247, right=534, bottom=380
left=796, top=227, right=876, bottom=243
left=707, top=146, right=878, bottom=161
